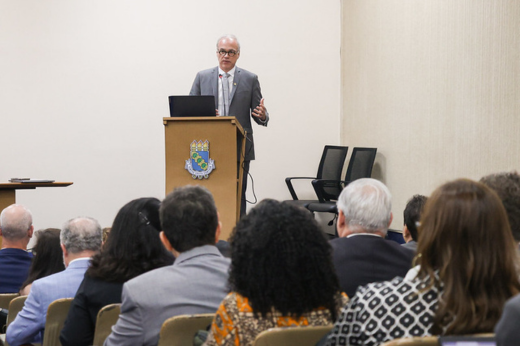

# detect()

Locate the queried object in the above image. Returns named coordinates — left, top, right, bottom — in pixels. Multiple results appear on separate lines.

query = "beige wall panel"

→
left=342, top=0, right=520, bottom=229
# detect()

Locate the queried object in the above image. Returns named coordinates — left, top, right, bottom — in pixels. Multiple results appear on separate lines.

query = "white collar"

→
left=218, top=66, right=236, bottom=77
left=346, top=232, right=382, bottom=239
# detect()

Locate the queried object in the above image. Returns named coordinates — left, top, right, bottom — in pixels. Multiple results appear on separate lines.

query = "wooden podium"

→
left=0, top=181, right=73, bottom=248
left=163, top=117, right=246, bottom=240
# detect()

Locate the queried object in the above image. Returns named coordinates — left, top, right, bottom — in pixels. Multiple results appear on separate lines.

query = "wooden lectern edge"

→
left=163, top=117, right=246, bottom=138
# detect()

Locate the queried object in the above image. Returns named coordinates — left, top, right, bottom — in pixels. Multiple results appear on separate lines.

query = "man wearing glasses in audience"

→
left=190, top=34, right=269, bottom=217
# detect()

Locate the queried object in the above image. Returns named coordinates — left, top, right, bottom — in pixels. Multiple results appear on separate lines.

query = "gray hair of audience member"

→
left=0, top=204, right=33, bottom=240
left=480, top=171, right=520, bottom=242
left=60, top=217, right=102, bottom=254
left=337, top=178, right=392, bottom=234
left=216, top=34, right=241, bottom=51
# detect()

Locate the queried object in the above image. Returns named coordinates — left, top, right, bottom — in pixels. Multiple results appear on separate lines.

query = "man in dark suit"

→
left=0, top=204, right=34, bottom=294
left=190, top=34, right=269, bottom=216
left=330, top=178, right=414, bottom=298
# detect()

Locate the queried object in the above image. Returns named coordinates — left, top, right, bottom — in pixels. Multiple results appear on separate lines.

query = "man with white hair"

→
left=0, top=204, right=34, bottom=293
left=6, top=217, right=102, bottom=346
left=331, top=178, right=414, bottom=298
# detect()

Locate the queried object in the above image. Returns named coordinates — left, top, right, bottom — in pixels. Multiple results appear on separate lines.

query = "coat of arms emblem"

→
left=185, top=140, right=215, bottom=179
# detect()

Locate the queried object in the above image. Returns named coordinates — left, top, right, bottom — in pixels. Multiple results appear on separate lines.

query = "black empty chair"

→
left=285, top=145, right=349, bottom=209
left=307, top=147, right=377, bottom=216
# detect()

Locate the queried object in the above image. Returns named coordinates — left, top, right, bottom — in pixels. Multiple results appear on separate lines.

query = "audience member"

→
left=330, top=178, right=414, bottom=298
left=104, top=185, right=230, bottom=346
left=480, top=171, right=520, bottom=243
left=204, top=199, right=347, bottom=346
left=60, top=198, right=174, bottom=346
left=401, top=194, right=427, bottom=252
left=495, top=294, right=520, bottom=345
left=325, top=179, right=520, bottom=345
left=6, top=217, right=102, bottom=346
left=20, top=228, right=65, bottom=295
left=0, top=204, right=34, bottom=294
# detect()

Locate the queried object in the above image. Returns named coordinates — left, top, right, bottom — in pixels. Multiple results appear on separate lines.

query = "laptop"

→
left=168, top=95, right=216, bottom=117
left=438, top=335, right=496, bottom=346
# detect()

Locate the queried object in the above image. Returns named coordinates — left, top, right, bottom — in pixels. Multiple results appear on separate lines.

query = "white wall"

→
left=0, top=0, right=341, bottom=231
left=341, top=0, right=520, bottom=229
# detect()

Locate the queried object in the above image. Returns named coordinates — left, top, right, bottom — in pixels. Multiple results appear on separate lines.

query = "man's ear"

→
left=215, top=213, right=222, bottom=244
left=159, top=231, right=173, bottom=252
left=28, top=225, right=34, bottom=238
left=60, top=243, right=68, bottom=257
left=388, top=212, right=393, bottom=228
left=403, top=225, right=410, bottom=237
left=337, top=210, right=348, bottom=237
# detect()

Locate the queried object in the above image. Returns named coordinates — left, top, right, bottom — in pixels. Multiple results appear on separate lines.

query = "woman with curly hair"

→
left=325, top=179, right=520, bottom=345
left=20, top=228, right=65, bottom=295
left=60, top=197, right=174, bottom=346
left=204, top=199, right=347, bottom=346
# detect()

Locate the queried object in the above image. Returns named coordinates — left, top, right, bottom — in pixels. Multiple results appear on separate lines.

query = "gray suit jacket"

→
left=104, top=245, right=230, bottom=346
left=189, top=66, right=269, bottom=161
left=495, top=294, right=520, bottom=345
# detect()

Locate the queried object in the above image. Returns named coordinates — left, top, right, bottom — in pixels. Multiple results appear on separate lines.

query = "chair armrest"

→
left=285, top=177, right=316, bottom=200
left=311, top=179, right=347, bottom=203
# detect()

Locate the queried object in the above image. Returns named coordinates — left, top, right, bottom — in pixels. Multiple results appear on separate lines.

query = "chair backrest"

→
left=316, top=146, right=349, bottom=200
left=42, top=298, right=73, bottom=346
left=380, top=336, right=438, bottom=346
left=344, top=147, right=377, bottom=182
left=0, top=294, right=19, bottom=310
left=4, top=296, right=27, bottom=346
left=253, top=325, right=333, bottom=346
left=157, top=313, right=214, bottom=346
left=92, top=304, right=121, bottom=346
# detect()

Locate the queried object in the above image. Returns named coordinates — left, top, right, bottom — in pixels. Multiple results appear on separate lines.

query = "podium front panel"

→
left=164, top=117, right=244, bottom=240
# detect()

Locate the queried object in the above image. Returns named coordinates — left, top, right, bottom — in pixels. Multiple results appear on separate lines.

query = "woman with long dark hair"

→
left=20, top=228, right=65, bottom=295
left=204, top=199, right=347, bottom=346
left=325, top=179, right=520, bottom=345
left=60, top=197, right=174, bottom=346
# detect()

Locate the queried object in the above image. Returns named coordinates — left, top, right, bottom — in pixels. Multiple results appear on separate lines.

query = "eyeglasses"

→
left=217, top=49, right=238, bottom=57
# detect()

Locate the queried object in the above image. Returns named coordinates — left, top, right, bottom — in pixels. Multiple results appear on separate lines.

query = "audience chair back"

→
left=380, top=336, right=438, bottom=345
left=157, top=313, right=214, bottom=346
left=253, top=325, right=333, bottom=346
left=41, top=298, right=73, bottom=346
left=92, top=304, right=121, bottom=346
left=284, top=145, right=348, bottom=208
left=4, top=296, right=28, bottom=346
left=0, top=293, right=19, bottom=334
left=0, top=294, right=19, bottom=311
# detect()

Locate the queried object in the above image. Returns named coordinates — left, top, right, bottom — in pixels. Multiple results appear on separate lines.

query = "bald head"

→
left=0, top=204, right=33, bottom=241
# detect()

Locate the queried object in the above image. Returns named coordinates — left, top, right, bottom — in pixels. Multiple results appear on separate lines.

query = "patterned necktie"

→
left=222, top=73, right=230, bottom=116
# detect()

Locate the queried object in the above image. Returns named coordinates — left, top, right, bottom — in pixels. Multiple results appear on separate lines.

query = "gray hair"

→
left=216, top=34, right=241, bottom=51
left=337, top=178, right=392, bottom=234
left=0, top=204, right=33, bottom=240
left=60, top=217, right=102, bottom=254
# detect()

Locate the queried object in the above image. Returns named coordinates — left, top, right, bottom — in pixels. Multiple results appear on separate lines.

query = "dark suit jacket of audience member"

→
left=0, top=248, right=33, bottom=293
left=330, top=234, right=415, bottom=298
left=60, top=275, right=123, bottom=346
left=494, top=294, right=520, bottom=345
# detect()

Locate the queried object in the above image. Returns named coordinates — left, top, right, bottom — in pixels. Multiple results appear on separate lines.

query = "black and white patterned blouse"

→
left=325, top=276, right=441, bottom=346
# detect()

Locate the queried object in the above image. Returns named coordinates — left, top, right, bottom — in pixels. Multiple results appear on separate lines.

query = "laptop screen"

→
left=168, top=95, right=216, bottom=117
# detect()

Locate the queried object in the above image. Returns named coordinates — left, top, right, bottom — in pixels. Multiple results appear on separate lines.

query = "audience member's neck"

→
left=1, top=237, right=29, bottom=250
left=64, top=250, right=96, bottom=267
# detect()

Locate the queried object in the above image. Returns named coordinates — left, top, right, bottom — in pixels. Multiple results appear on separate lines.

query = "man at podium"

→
left=190, top=34, right=269, bottom=216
